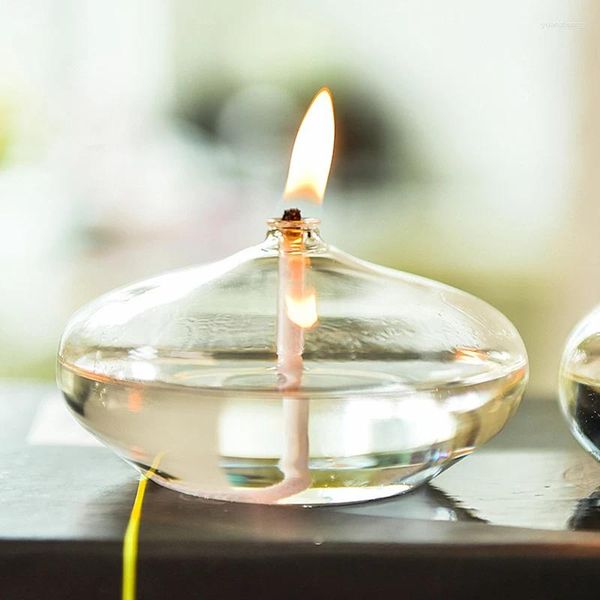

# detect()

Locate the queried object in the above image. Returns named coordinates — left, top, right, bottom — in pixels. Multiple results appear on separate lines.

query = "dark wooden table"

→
left=2, top=382, right=600, bottom=599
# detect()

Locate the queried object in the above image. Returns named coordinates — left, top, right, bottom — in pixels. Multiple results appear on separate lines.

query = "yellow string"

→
left=122, top=456, right=162, bottom=600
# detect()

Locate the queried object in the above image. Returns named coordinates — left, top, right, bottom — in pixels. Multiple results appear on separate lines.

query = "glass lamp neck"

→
left=264, top=217, right=327, bottom=254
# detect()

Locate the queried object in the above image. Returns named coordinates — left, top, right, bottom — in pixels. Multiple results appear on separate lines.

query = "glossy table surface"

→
left=2, top=382, right=600, bottom=599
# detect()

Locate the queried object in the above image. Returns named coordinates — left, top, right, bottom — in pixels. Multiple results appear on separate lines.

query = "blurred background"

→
left=0, top=0, right=596, bottom=395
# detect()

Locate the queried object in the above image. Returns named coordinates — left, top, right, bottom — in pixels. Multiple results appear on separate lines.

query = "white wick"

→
left=211, top=220, right=311, bottom=504
left=274, top=228, right=311, bottom=497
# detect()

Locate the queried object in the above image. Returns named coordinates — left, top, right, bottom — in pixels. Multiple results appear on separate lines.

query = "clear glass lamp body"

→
left=57, top=221, right=528, bottom=505
left=560, top=306, right=600, bottom=459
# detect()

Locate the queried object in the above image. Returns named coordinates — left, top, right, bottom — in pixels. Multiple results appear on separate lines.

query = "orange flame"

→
left=285, top=289, right=318, bottom=329
left=284, top=87, right=335, bottom=204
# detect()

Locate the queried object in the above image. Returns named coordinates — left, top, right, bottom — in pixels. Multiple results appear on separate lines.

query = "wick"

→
left=281, top=208, right=302, bottom=221
left=196, top=208, right=312, bottom=504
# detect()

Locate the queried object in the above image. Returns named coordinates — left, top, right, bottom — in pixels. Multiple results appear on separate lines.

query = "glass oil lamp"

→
left=57, top=88, right=528, bottom=505
left=560, top=306, right=600, bottom=459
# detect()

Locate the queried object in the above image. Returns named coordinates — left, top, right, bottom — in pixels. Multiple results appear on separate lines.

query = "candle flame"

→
left=284, top=87, right=335, bottom=204
left=285, top=289, right=318, bottom=329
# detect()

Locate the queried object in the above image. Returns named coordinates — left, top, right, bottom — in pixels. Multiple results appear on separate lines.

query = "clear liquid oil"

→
left=58, top=351, right=526, bottom=505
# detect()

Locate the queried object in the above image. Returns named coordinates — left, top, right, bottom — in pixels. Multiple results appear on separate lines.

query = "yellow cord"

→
left=122, top=456, right=162, bottom=600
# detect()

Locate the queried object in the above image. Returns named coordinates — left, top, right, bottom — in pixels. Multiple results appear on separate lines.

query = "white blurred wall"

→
left=0, top=0, right=590, bottom=393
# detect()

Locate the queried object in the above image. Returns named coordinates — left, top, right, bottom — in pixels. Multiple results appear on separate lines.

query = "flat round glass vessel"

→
left=57, top=219, right=528, bottom=505
left=560, top=305, right=600, bottom=459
